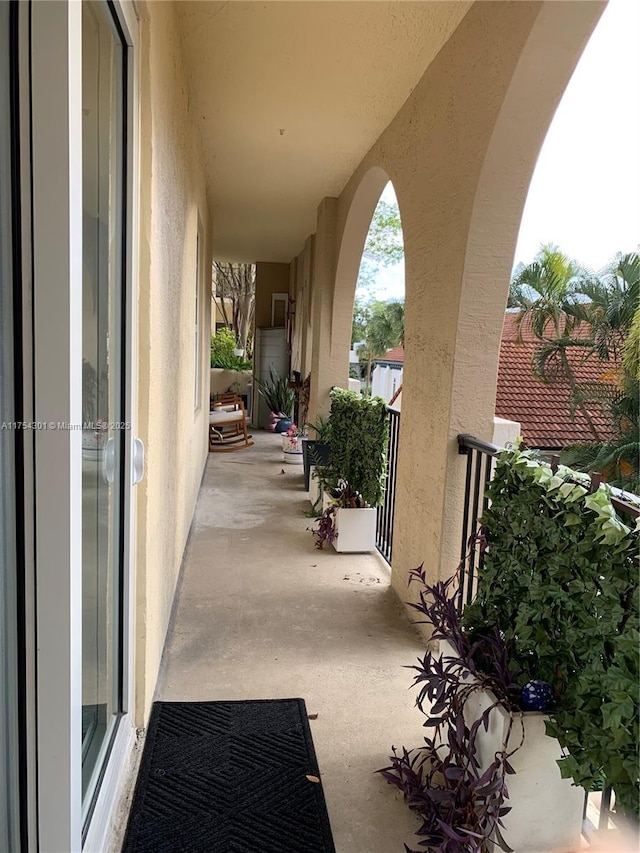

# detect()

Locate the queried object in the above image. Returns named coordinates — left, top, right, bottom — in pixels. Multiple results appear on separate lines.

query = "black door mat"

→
left=121, top=699, right=336, bottom=853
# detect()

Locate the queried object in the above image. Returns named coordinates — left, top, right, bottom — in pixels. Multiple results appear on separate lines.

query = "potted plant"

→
left=381, top=564, right=585, bottom=853
left=379, top=448, right=639, bottom=852
left=379, top=565, right=526, bottom=853
left=308, top=479, right=377, bottom=552
left=255, top=366, right=295, bottom=431
left=281, top=423, right=303, bottom=464
left=462, top=450, right=639, bottom=835
left=303, top=414, right=332, bottom=491
left=308, top=388, right=388, bottom=552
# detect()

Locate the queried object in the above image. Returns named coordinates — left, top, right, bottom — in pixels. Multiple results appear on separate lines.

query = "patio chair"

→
left=209, top=394, right=254, bottom=452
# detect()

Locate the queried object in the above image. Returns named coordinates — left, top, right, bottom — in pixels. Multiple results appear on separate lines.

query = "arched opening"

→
left=499, top=0, right=639, bottom=488
left=329, top=166, right=390, bottom=370
left=349, top=182, right=405, bottom=402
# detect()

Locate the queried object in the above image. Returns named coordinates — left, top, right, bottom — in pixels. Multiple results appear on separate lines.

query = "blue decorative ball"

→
left=521, top=679, right=553, bottom=711
left=274, top=418, right=292, bottom=434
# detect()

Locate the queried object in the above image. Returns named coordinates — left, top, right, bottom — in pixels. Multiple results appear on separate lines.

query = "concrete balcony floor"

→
left=156, top=430, right=424, bottom=852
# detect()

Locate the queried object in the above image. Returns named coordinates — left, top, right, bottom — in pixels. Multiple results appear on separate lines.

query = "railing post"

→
left=376, top=407, right=400, bottom=564
left=456, top=435, right=501, bottom=613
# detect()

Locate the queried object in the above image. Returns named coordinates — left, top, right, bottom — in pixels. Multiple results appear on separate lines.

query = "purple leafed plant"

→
left=308, top=480, right=366, bottom=549
left=378, top=565, right=523, bottom=853
left=307, top=504, right=338, bottom=549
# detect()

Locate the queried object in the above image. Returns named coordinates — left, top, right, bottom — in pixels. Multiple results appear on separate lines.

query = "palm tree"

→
left=509, top=243, right=588, bottom=340
left=510, top=244, right=602, bottom=439
left=559, top=252, right=640, bottom=489
left=366, top=300, right=404, bottom=351
left=356, top=341, right=378, bottom=392
left=578, top=252, right=639, bottom=362
left=355, top=299, right=405, bottom=392
left=512, top=247, right=639, bottom=488
left=623, top=305, right=640, bottom=380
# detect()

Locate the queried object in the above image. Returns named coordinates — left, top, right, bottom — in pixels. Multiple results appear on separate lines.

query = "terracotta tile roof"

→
left=496, top=312, right=616, bottom=449
left=374, top=346, right=404, bottom=364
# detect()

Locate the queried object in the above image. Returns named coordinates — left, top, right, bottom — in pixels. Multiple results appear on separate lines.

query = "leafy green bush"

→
left=328, top=387, right=388, bottom=507
left=463, top=448, right=639, bottom=819
left=211, top=328, right=237, bottom=366
left=210, top=328, right=252, bottom=370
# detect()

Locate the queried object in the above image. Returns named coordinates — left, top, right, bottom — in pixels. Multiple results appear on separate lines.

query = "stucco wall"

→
left=291, top=237, right=314, bottom=379
left=255, top=261, right=289, bottom=328
left=135, top=0, right=212, bottom=725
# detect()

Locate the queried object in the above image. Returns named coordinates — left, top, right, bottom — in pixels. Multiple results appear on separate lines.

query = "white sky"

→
left=370, top=0, right=639, bottom=300
left=514, top=0, right=640, bottom=272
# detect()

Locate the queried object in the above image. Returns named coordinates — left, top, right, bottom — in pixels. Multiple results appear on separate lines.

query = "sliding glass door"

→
left=81, top=0, right=127, bottom=809
left=0, top=2, right=21, bottom=847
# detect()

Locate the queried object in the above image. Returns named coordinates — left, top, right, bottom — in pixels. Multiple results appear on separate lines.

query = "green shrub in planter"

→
left=328, top=387, right=388, bottom=507
left=463, top=447, right=639, bottom=821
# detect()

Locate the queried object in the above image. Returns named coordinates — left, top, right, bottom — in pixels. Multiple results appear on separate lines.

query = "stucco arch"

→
left=386, top=0, right=606, bottom=602
left=307, top=166, right=401, bottom=422
left=330, top=165, right=394, bottom=359
left=435, top=0, right=608, bottom=580
left=304, top=2, right=605, bottom=611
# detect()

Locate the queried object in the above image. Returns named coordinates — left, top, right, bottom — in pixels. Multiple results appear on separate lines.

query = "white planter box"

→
left=440, top=640, right=584, bottom=853
left=333, top=506, right=376, bottom=553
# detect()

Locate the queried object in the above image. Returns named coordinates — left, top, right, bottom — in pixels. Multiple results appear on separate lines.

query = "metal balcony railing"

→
left=376, top=407, right=400, bottom=564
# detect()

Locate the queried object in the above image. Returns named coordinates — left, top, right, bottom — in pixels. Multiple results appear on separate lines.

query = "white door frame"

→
left=30, top=1, right=140, bottom=849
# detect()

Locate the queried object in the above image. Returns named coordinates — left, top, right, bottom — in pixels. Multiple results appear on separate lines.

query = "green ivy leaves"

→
left=462, top=447, right=639, bottom=820
left=328, top=388, right=389, bottom=507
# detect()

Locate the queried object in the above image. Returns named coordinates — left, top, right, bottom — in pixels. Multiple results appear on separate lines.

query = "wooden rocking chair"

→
left=209, top=394, right=254, bottom=452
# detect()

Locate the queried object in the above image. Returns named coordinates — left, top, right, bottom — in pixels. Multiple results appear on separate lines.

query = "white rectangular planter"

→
left=440, top=640, right=584, bottom=853
left=333, top=506, right=377, bottom=553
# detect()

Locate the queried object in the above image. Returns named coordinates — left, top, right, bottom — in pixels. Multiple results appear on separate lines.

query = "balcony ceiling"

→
left=176, top=1, right=471, bottom=263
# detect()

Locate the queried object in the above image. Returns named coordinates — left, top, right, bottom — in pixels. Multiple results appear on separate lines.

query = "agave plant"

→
left=255, top=366, right=294, bottom=417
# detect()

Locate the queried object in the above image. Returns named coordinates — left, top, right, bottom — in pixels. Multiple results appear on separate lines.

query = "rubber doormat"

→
left=121, top=699, right=336, bottom=852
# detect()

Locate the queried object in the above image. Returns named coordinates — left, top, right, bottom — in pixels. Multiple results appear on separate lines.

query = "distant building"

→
left=372, top=346, right=404, bottom=402
left=371, top=316, right=616, bottom=450
left=495, top=313, right=616, bottom=450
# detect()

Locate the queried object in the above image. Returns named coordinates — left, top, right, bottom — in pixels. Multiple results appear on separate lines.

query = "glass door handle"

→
left=102, top=436, right=116, bottom=484
left=132, top=436, right=145, bottom=485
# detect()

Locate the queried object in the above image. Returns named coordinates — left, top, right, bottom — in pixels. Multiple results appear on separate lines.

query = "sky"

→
left=366, top=0, right=639, bottom=301
left=514, top=0, right=640, bottom=272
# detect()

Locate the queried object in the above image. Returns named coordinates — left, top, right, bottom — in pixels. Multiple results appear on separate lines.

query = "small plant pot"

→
left=282, top=435, right=303, bottom=464
left=440, top=640, right=584, bottom=853
left=332, top=506, right=376, bottom=553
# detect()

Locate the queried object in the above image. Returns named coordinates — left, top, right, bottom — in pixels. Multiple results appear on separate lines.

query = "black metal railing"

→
left=456, top=434, right=501, bottom=611
left=376, top=407, right=400, bottom=563
left=457, top=433, right=640, bottom=842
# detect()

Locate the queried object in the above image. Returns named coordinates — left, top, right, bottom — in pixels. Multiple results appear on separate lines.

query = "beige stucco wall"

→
left=212, top=296, right=233, bottom=330
left=296, top=0, right=604, bottom=626
left=135, top=0, right=212, bottom=725
left=255, top=262, right=290, bottom=328
left=291, top=237, right=314, bottom=379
